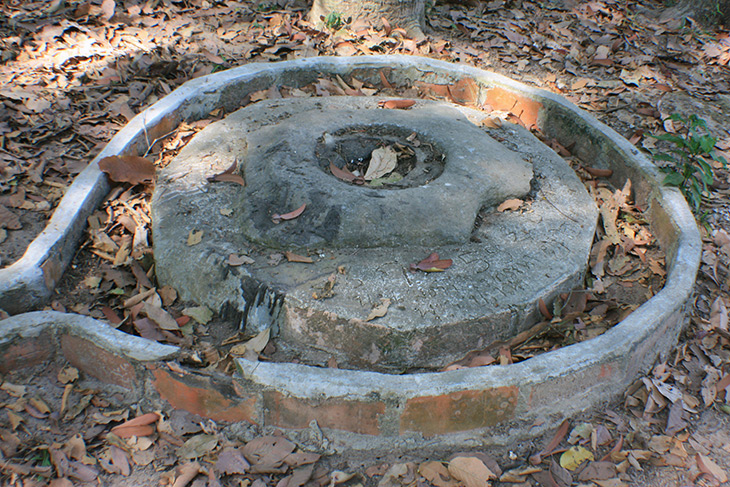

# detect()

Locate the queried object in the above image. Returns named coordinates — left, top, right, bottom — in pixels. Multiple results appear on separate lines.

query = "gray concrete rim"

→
left=0, top=55, right=701, bottom=450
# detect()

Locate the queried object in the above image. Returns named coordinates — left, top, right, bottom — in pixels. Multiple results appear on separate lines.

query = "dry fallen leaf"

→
left=284, top=251, right=313, bottom=263
left=98, top=155, right=155, bottom=186
left=228, top=253, right=255, bottom=266
left=272, top=203, right=306, bottom=224
left=366, top=298, right=391, bottom=322
left=110, top=412, right=160, bottom=438
left=230, top=328, right=270, bottom=358
left=187, top=229, right=203, bottom=246
left=697, top=453, right=728, bottom=483
left=447, top=456, right=495, bottom=487
left=410, top=252, right=453, bottom=272
left=497, top=198, right=523, bottom=212
left=365, top=146, right=398, bottom=181
left=215, top=448, right=250, bottom=475
left=378, top=99, right=416, bottom=109
left=419, top=461, right=459, bottom=487
left=560, top=446, right=594, bottom=471
left=329, top=161, right=361, bottom=184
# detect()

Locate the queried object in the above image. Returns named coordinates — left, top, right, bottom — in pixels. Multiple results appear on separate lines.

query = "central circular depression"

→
left=315, top=125, right=445, bottom=189
left=152, top=96, right=599, bottom=372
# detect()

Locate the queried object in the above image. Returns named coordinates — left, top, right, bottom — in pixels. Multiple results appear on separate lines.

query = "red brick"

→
left=264, top=391, right=385, bottom=435
left=485, top=87, right=542, bottom=129
left=61, top=335, right=137, bottom=390
left=0, top=332, right=54, bottom=373
left=400, top=387, right=518, bottom=436
left=150, top=365, right=259, bottom=424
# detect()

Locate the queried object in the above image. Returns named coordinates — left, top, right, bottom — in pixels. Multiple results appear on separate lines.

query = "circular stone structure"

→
left=0, top=56, right=701, bottom=453
left=152, top=96, right=598, bottom=372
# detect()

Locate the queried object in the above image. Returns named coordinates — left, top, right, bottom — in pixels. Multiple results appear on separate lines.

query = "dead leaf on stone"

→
left=410, top=252, right=453, bottom=272
left=272, top=203, right=306, bottom=224
left=365, top=146, right=398, bottom=180
left=207, top=161, right=245, bottom=186
left=366, top=298, right=391, bottom=322
left=497, top=198, right=523, bottom=212
left=447, top=456, right=495, bottom=487
left=329, top=161, right=360, bottom=183
left=187, top=229, right=203, bottom=246
left=228, top=253, right=255, bottom=266
left=230, top=328, right=270, bottom=358
left=284, top=251, right=313, bottom=263
left=183, top=305, right=213, bottom=325
left=378, top=99, right=415, bottom=109
left=98, top=155, right=155, bottom=186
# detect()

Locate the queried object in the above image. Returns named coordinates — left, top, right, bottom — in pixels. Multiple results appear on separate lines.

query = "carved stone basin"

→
left=152, top=96, right=598, bottom=372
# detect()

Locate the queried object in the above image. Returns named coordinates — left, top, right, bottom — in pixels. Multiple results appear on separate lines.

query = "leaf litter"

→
left=3, top=0, right=730, bottom=484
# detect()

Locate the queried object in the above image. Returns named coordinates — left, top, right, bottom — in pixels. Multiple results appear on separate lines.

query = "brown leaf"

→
left=410, top=252, right=453, bottom=272
left=497, top=198, right=523, bottom=212
left=100, top=0, right=115, bottom=20
left=173, top=462, right=202, bottom=487
left=110, top=412, right=159, bottom=438
left=98, top=155, right=155, bottom=186
left=143, top=302, right=179, bottom=331
left=329, top=161, right=358, bottom=182
left=210, top=173, right=245, bottom=186
left=531, top=419, right=570, bottom=464
left=379, top=69, right=394, bottom=90
left=447, top=456, right=495, bottom=487
left=365, top=146, right=398, bottom=180
left=110, top=446, right=130, bottom=476
left=242, top=436, right=296, bottom=473
left=583, top=166, right=614, bottom=178
left=538, top=298, right=553, bottom=320
left=284, top=251, right=313, bottom=264
left=696, top=454, right=728, bottom=483
left=378, top=99, right=416, bottom=109
left=419, top=462, right=458, bottom=487
left=272, top=203, right=306, bottom=224
left=0, top=205, right=21, bottom=230
left=578, top=461, right=616, bottom=481
left=228, top=253, right=255, bottom=266
left=366, top=298, right=391, bottom=322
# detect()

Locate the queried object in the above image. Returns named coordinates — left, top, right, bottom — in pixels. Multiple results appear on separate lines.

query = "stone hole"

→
left=315, top=125, right=446, bottom=189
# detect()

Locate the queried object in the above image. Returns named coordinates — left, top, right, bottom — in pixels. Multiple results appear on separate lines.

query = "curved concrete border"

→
left=0, top=56, right=701, bottom=450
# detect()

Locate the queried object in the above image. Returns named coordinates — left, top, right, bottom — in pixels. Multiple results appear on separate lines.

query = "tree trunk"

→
left=659, top=0, right=730, bottom=27
left=309, top=0, right=426, bottom=40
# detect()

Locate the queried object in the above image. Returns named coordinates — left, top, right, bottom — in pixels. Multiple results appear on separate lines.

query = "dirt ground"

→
left=1, top=0, right=730, bottom=486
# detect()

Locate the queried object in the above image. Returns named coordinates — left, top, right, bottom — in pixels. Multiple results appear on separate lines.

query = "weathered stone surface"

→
left=153, top=96, right=598, bottom=372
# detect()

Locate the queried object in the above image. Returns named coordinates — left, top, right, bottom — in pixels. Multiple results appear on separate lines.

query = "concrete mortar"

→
left=0, top=56, right=701, bottom=451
